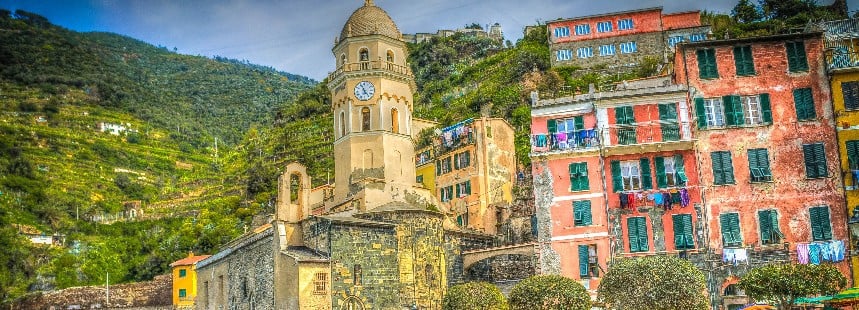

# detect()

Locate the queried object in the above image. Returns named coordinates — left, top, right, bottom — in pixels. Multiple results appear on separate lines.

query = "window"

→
left=573, top=200, right=592, bottom=226
left=576, top=47, right=594, bottom=58
left=673, top=214, right=695, bottom=250
left=720, top=213, right=742, bottom=247
left=361, top=107, right=370, bottom=131
left=809, top=206, right=833, bottom=241
left=689, top=33, right=707, bottom=42
left=569, top=162, right=589, bottom=191
left=711, top=151, right=735, bottom=185
left=455, top=181, right=471, bottom=198
left=179, top=288, right=187, bottom=298
left=578, top=244, right=599, bottom=278
left=340, top=54, right=347, bottom=66
left=416, top=175, right=423, bottom=184
left=786, top=41, right=808, bottom=72
left=314, top=272, right=328, bottom=294
left=619, top=41, right=637, bottom=54
left=458, top=210, right=469, bottom=227
left=668, top=35, right=684, bottom=47
left=453, top=151, right=470, bottom=169
left=386, top=50, right=394, bottom=63
left=721, top=95, right=744, bottom=126
left=627, top=217, right=649, bottom=252
left=741, top=95, right=763, bottom=125
left=599, top=44, right=616, bottom=56
left=697, top=48, right=719, bottom=79
left=440, top=186, right=454, bottom=202
left=759, top=210, right=783, bottom=245
left=340, top=111, right=346, bottom=136
left=554, top=26, right=570, bottom=38
left=748, top=148, right=772, bottom=182
left=620, top=160, right=641, bottom=191
left=733, top=45, right=755, bottom=76
left=618, top=18, right=634, bottom=30
left=803, top=143, right=827, bottom=178
left=612, top=159, right=653, bottom=192
left=574, top=24, right=591, bottom=35
left=793, top=87, right=816, bottom=121
left=391, top=108, right=399, bottom=133
left=615, top=106, right=636, bottom=145
left=353, top=265, right=362, bottom=286
left=659, top=103, right=680, bottom=141
left=847, top=140, right=859, bottom=170
left=597, top=21, right=613, bottom=33
left=179, top=269, right=187, bottom=277
left=843, top=81, right=859, bottom=111
left=436, top=157, right=452, bottom=175
left=656, top=155, right=687, bottom=188
left=694, top=98, right=725, bottom=129
left=425, top=264, right=436, bottom=286
left=556, top=49, right=573, bottom=61
left=359, top=48, right=369, bottom=62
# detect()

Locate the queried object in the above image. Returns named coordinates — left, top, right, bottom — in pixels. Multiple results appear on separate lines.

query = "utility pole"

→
left=106, top=272, right=110, bottom=307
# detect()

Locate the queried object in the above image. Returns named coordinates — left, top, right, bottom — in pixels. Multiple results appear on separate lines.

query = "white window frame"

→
left=577, top=47, right=594, bottom=59
left=690, top=33, right=706, bottom=42
left=618, top=19, right=634, bottom=30
left=704, top=98, right=726, bottom=128
left=554, top=26, right=570, bottom=38
left=620, top=42, right=637, bottom=54
left=664, top=157, right=677, bottom=187
left=575, top=24, right=591, bottom=35
left=556, top=49, right=572, bottom=61
left=597, top=21, right=612, bottom=33
left=742, top=95, right=763, bottom=125
left=621, top=161, right=642, bottom=191
left=599, top=44, right=616, bottom=56
left=668, top=36, right=684, bottom=47
left=456, top=182, right=469, bottom=198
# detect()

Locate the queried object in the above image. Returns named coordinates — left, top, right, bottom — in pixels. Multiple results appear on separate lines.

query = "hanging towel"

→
left=653, top=192, right=664, bottom=206
left=627, top=193, right=637, bottom=209
left=619, top=193, right=628, bottom=209
left=680, top=188, right=691, bottom=207
left=671, top=192, right=681, bottom=204
left=809, top=243, right=822, bottom=265
left=797, top=243, right=810, bottom=264
left=831, top=240, right=846, bottom=262
left=821, top=242, right=833, bottom=262
left=723, top=249, right=748, bottom=265
left=663, top=192, right=672, bottom=210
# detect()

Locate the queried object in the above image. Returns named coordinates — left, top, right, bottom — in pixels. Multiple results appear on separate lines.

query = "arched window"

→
left=386, top=50, right=394, bottom=63
left=289, top=174, right=301, bottom=203
left=425, top=264, right=435, bottom=286
left=353, top=265, right=362, bottom=286
left=359, top=48, right=369, bottom=62
left=361, top=107, right=370, bottom=131
left=340, top=111, right=346, bottom=137
left=340, top=54, right=346, bottom=66
left=390, top=108, right=399, bottom=133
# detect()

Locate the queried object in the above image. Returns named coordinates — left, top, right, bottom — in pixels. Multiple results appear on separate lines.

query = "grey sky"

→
left=4, top=0, right=854, bottom=80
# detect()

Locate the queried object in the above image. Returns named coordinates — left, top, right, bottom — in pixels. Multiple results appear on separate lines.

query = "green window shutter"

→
left=810, top=207, right=833, bottom=241
left=814, top=144, right=827, bottom=178
left=574, top=116, right=584, bottom=131
left=803, top=143, right=827, bottom=178
left=574, top=201, right=592, bottom=226
left=803, top=144, right=816, bottom=178
left=578, top=163, right=589, bottom=191
left=675, top=154, right=688, bottom=184
left=748, top=149, right=771, bottom=182
left=759, top=210, right=773, bottom=244
left=697, top=48, right=719, bottom=79
left=615, top=106, right=634, bottom=125
left=640, top=158, right=652, bottom=190
left=466, top=181, right=471, bottom=194
left=435, top=161, right=441, bottom=176
left=847, top=140, right=859, bottom=169
left=455, top=184, right=460, bottom=197
left=673, top=214, right=694, bottom=249
left=547, top=119, right=557, bottom=133
left=712, top=152, right=725, bottom=185
left=628, top=217, right=649, bottom=252
left=720, top=213, right=742, bottom=247
left=727, top=95, right=744, bottom=126
left=734, top=46, right=755, bottom=76
left=843, top=81, right=859, bottom=110
left=655, top=156, right=667, bottom=188
left=694, top=98, right=708, bottom=130
left=723, top=96, right=737, bottom=126
left=611, top=160, right=623, bottom=192
left=578, top=245, right=589, bottom=277
left=453, top=153, right=460, bottom=169
left=659, top=103, right=678, bottom=121
left=793, top=88, right=815, bottom=121
left=722, top=151, right=735, bottom=184
left=682, top=214, right=694, bottom=248
left=636, top=217, right=649, bottom=252
left=760, top=93, right=772, bottom=124
left=787, top=41, right=808, bottom=72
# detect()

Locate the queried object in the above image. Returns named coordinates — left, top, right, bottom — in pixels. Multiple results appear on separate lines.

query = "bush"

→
left=598, top=255, right=708, bottom=310
left=740, top=263, right=846, bottom=310
left=508, top=275, right=590, bottom=310
left=443, top=281, right=508, bottom=310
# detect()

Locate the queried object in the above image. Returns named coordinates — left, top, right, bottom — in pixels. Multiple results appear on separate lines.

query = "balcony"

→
left=328, top=60, right=413, bottom=81
left=530, top=128, right=600, bottom=155
left=825, top=46, right=859, bottom=71
left=601, top=121, right=693, bottom=156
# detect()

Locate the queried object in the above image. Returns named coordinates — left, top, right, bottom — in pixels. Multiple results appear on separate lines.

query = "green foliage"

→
left=739, top=263, right=846, bottom=310
left=598, top=255, right=708, bottom=310
left=443, top=281, right=508, bottom=310
left=508, top=275, right=590, bottom=310
left=704, top=0, right=847, bottom=40
left=732, top=0, right=762, bottom=23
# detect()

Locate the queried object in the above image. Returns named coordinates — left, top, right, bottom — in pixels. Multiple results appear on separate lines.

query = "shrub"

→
left=508, top=275, right=590, bottom=310
left=598, top=255, right=708, bottom=310
left=443, top=281, right=508, bottom=310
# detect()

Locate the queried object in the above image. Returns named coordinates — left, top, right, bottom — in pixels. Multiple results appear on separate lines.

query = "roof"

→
left=170, top=255, right=211, bottom=267
left=319, top=215, right=397, bottom=228
left=548, top=7, right=662, bottom=24
left=339, top=0, right=401, bottom=41
left=282, top=246, right=329, bottom=262
left=679, top=32, right=823, bottom=49
left=360, top=201, right=441, bottom=216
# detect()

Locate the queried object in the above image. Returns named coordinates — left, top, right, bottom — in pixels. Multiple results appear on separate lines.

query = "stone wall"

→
left=9, top=275, right=171, bottom=310
left=326, top=222, right=400, bottom=310
left=195, top=233, right=275, bottom=310
left=550, top=32, right=664, bottom=70
left=465, top=254, right=535, bottom=283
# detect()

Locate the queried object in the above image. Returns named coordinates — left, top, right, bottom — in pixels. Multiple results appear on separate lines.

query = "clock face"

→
left=354, top=81, right=375, bottom=101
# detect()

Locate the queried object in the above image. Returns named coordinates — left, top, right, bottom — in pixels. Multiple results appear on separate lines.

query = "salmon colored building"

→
left=675, top=32, right=850, bottom=308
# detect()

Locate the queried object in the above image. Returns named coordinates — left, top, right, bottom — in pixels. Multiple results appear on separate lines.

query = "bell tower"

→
left=328, top=1, right=418, bottom=205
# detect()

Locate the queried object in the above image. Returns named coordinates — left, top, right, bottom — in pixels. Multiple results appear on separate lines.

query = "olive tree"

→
left=740, top=263, right=846, bottom=310
left=508, top=275, right=590, bottom=310
left=443, top=281, right=508, bottom=310
left=598, top=255, right=708, bottom=310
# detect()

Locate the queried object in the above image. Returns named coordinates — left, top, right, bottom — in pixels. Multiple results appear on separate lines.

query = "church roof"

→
left=339, top=0, right=401, bottom=41
left=282, top=246, right=329, bottom=262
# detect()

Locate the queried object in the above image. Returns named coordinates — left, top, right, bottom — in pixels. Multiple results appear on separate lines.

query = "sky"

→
left=3, top=0, right=855, bottom=80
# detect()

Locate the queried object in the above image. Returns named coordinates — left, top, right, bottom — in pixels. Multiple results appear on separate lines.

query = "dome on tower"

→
left=339, top=0, right=401, bottom=41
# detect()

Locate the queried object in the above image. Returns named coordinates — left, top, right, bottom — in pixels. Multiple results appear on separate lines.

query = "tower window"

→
left=386, top=50, right=394, bottom=62
left=361, top=107, right=371, bottom=131
left=359, top=48, right=369, bottom=62
left=340, top=111, right=346, bottom=136
left=340, top=54, right=347, bottom=66
left=391, top=108, right=399, bottom=133
left=353, top=264, right=362, bottom=286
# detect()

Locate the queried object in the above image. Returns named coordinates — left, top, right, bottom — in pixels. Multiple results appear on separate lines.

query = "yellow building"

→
left=169, top=252, right=210, bottom=308
left=823, top=17, right=859, bottom=285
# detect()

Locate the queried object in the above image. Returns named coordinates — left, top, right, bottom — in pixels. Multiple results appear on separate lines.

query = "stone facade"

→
left=10, top=275, right=172, bottom=310
left=195, top=227, right=275, bottom=310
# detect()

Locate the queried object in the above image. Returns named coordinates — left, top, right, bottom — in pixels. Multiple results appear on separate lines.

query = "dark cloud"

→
left=5, top=0, right=854, bottom=80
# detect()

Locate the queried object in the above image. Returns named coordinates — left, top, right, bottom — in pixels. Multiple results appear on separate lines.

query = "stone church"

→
left=194, top=1, right=493, bottom=309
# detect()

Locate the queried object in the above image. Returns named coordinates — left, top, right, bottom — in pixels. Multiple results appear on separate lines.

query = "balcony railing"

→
left=825, top=46, right=859, bottom=71
left=603, top=121, right=691, bottom=147
left=328, top=60, right=413, bottom=80
left=531, top=128, right=599, bottom=154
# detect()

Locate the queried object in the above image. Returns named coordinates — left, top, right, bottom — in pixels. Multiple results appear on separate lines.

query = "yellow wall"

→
left=832, top=69, right=859, bottom=286
left=416, top=162, right=436, bottom=192
left=298, top=262, right=331, bottom=309
left=172, top=265, right=198, bottom=307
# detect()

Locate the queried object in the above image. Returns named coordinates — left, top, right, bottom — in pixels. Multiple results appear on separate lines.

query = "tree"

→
left=732, top=0, right=762, bottom=23
left=443, top=281, right=508, bottom=310
left=508, top=275, right=590, bottom=310
left=598, top=255, right=708, bottom=310
left=739, top=263, right=846, bottom=310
